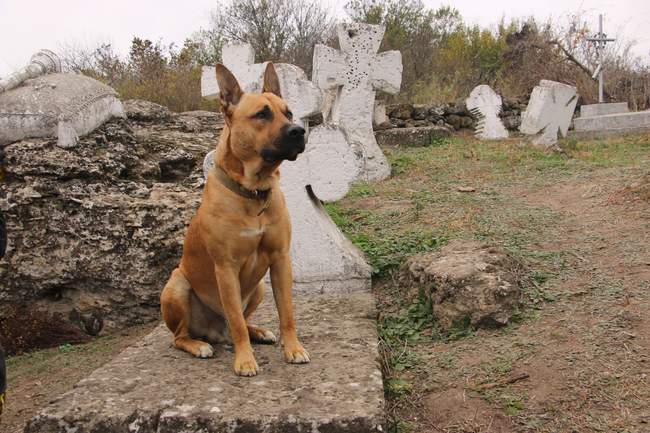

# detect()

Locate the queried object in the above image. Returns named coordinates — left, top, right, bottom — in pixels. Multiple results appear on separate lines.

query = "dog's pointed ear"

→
left=215, top=64, right=243, bottom=111
left=262, top=62, right=282, bottom=97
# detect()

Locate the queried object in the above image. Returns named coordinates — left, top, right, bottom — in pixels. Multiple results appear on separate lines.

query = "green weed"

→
left=388, top=153, right=415, bottom=176
left=352, top=230, right=445, bottom=277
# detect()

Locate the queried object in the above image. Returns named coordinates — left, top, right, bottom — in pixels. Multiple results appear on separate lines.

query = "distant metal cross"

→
left=587, top=14, right=616, bottom=103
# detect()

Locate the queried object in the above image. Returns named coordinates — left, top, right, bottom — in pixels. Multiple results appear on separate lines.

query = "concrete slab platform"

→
left=25, top=293, right=385, bottom=433
left=580, top=102, right=628, bottom=118
left=574, top=110, right=650, bottom=137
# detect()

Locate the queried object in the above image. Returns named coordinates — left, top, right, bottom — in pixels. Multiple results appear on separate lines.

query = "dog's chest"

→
left=240, top=227, right=265, bottom=238
left=237, top=224, right=272, bottom=289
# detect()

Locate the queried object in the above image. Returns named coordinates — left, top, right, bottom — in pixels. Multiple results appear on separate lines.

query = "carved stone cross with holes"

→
left=202, top=45, right=371, bottom=292
left=312, top=23, right=403, bottom=181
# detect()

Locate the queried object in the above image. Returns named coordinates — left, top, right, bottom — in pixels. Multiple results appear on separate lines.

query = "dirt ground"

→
left=2, top=133, right=649, bottom=433
left=401, top=171, right=650, bottom=432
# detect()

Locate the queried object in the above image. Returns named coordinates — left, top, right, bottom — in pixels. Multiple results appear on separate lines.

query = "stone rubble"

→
left=381, top=99, right=526, bottom=133
left=375, top=125, right=452, bottom=147
left=0, top=100, right=223, bottom=329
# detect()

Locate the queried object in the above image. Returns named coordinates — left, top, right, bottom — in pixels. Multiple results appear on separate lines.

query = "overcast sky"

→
left=0, top=0, right=648, bottom=77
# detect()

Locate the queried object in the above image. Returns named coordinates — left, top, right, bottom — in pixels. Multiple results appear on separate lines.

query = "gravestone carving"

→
left=466, top=85, right=509, bottom=140
left=519, top=80, right=578, bottom=148
left=312, top=23, right=402, bottom=181
left=0, top=50, right=125, bottom=148
left=0, top=49, right=61, bottom=93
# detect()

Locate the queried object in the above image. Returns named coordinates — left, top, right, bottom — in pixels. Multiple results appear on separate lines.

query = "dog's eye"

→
left=285, top=110, right=293, bottom=120
left=254, top=110, right=269, bottom=119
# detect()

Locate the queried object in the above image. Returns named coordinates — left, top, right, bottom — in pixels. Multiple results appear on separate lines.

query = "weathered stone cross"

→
left=312, top=23, right=403, bottom=181
left=519, top=80, right=578, bottom=148
left=202, top=44, right=371, bottom=292
left=466, top=85, right=509, bottom=140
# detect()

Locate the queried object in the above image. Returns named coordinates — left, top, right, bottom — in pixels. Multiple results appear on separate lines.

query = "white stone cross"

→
left=312, top=23, right=403, bottom=181
left=201, top=43, right=267, bottom=99
left=519, top=80, right=578, bottom=149
left=201, top=53, right=371, bottom=293
left=466, top=85, right=509, bottom=140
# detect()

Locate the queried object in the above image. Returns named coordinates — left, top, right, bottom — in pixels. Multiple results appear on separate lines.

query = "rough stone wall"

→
left=380, top=99, right=527, bottom=132
left=0, top=100, right=222, bottom=329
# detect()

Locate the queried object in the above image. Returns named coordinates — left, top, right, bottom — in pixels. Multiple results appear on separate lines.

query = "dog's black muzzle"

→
left=261, top=124, right=306, bottom=163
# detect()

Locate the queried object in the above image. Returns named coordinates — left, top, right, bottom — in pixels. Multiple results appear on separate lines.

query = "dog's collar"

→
left=212, top=164, right=272, bottom=214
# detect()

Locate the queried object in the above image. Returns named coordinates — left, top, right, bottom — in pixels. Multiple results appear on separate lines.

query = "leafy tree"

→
left=206, top=0, right=334, bottom=73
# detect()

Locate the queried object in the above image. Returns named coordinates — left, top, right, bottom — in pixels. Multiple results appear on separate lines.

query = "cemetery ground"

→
left=4, top=132, right=650, bottom=433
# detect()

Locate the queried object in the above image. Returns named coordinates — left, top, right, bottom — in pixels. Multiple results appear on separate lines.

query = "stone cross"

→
left=519, top=80, right=578, bottom=149
left=586, top=14, right=616, bottom=103
left=201, top=43, right=267, bottom=99
left=466, top=85, right=509, bottom=140
left=201, top=55, right=371, bottom=292
left=312, top=23, right=403, bottom=181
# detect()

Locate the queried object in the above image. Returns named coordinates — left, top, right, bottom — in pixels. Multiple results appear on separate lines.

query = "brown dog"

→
left=160, top=62, right=309, bottom=376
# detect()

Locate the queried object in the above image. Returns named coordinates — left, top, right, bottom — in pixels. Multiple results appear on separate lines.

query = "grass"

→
left=329, top=134, right=649, bottom=279
left=324, top=132, right=650, bottom=432
left=7, top=334, right=119, bottom=379
left=6, top=324, right=155, bottom=390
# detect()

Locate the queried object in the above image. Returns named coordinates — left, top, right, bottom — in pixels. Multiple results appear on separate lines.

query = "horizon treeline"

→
left=58, top=0, right=650, bottom=112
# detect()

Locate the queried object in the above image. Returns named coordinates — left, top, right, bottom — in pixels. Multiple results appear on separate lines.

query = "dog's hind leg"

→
left=160, top=268, right=214, bottom=358
left=243, top=281, right=277, bottom=344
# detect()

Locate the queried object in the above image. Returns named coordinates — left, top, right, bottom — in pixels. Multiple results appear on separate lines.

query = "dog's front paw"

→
left=283, top=343, right=310, bottom=364
left=248, top=325, right=277, bottom=344
left=234, top=354, right=260, bottom=377
left=196, top=343, right=215, bottom=358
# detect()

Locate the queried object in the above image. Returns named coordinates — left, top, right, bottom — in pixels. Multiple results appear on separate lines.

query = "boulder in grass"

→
left=401, top=240, right=524, bottom=330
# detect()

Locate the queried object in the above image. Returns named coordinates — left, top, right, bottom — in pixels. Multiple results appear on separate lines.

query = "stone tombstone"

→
left=0, top=50, right=125, bottom=148
left=201, top=55, right=371, bottom=292
left=466, top=85, right=509, bottom=140
left=519, top=80, right=578, bottom=148
left=312, top=23, right=403, bottom=181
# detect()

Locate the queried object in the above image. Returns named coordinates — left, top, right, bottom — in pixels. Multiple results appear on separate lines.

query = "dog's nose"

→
left=287, top=125, right=305, bottom=138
